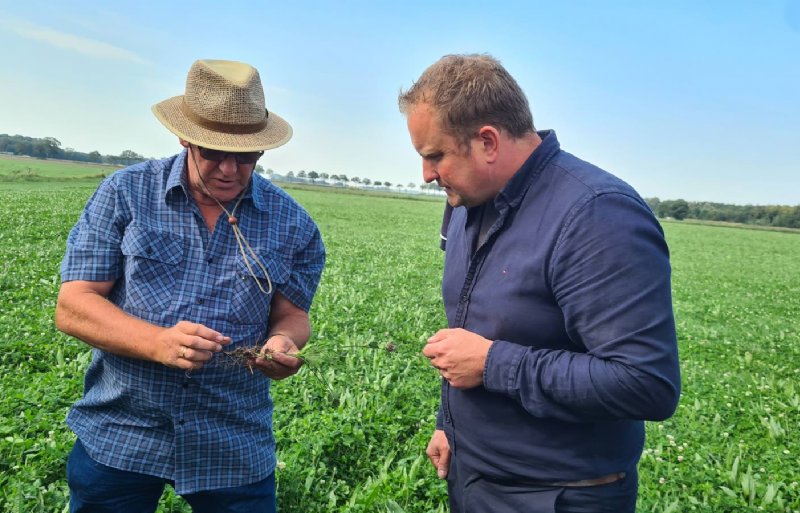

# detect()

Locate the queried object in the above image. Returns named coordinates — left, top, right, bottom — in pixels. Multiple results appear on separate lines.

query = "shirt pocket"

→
left=120, top=227, right=184, bottom=312
left=230, top=253, right=291, bottom=326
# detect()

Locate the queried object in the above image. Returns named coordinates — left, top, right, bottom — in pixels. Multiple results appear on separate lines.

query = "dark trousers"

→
left=67, top=439, right=277, bottom=513
left=447, top=453, right=638, bottom=513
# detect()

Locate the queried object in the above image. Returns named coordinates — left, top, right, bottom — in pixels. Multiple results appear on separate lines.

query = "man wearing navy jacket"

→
left=399, top=54, right=680, bottom=512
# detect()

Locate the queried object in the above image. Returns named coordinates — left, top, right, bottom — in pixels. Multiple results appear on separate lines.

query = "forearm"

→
left=485, top=341, right=680, bottom=422
left=485, top=193, right=680, bottom=422
left=267, top=292, right=311, bottom=349
left=55, top=282, right=163, bottom=361
left=267, top=317, right=310, bottom=349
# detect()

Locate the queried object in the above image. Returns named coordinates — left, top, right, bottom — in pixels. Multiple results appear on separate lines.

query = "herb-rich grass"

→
left=0, top=181, right=798, bottom=512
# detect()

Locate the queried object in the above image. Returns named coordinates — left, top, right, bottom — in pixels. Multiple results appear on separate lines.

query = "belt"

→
left=487, top=472, right=626, bottom=488
left=535, top=472, right=627, bottom=488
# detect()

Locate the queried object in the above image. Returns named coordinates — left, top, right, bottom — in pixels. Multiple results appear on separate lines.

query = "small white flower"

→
left=276, top=461, right=286, bottom=470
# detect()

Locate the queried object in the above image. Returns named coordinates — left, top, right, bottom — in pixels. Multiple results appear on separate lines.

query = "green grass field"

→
left=0, top=175, right=798, bottom=512
left=0, top=155, right=120, bottom=180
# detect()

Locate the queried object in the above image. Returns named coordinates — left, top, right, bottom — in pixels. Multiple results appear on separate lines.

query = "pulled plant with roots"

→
left=222, top=338, right=399, bottom=398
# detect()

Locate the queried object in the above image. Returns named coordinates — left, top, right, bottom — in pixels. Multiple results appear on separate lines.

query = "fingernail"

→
left=438, top=470, right=446, bottom=479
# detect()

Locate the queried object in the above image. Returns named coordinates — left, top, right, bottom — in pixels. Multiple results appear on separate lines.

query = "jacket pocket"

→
left=120, top=227, right=183, bottom=311
left=230, top=253, right=291, bottom=326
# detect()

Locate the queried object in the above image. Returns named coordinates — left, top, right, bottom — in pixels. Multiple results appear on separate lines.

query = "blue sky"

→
left=1, top=0, right=798, bottom=205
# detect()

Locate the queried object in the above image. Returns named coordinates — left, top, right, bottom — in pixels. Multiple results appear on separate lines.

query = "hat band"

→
left=180, top=99, right=269, bottom=134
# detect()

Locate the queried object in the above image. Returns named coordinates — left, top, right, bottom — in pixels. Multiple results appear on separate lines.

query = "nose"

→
left=219, top=155, right=238, bottom=176
left=422, top=161, right=438, bottom=184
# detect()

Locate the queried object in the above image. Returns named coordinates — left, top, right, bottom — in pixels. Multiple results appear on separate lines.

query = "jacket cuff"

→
left=484, top=339, right=526, bottom=395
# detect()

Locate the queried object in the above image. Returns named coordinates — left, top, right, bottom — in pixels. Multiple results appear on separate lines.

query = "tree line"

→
left=2, top=134, right=797, bottom=228
left=645, top=198, right=800, bottom=229
left=277, top=169, right=439, bottom=191
left=0, top=134, right=148, bottom=166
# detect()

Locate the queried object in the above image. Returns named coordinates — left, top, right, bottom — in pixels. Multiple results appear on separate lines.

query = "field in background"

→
left=0, top=176, right=798, bottom=512
left=0, top=155, right=120, bottom=180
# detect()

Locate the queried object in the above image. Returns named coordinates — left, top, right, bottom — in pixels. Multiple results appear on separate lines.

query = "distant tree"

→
left=659, top=199, right=690, bottom=220
left=373, top=181, right=382, bottom=187
left=297, top=170, right=307, bottom=178
left=407, top=182, right=416, bottom=189
left=644, top=197, right=661, bottom=215
left=308, top=171, right=320, bottom=181
left=320, top=172, right=329, bottom=181
left=42, top=137, right=63, bottom=159
left=383, top=181, right=392, bottom=188
left=773, top=205, right=800, bottom=229
left=16, top=141, right=33, bottom=156
left=339, top=174, right=349, bottom=182
left=363, top=178, right=372, bottom=186
left=286, top=170, right=295, bottom=177
left=120, top=149, right=142, bottom=159
left=351, top=177, right=361, bottom=184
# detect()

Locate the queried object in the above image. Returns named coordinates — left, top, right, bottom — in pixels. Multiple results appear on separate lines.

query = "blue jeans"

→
left=67, top=439, right=276, bottom=513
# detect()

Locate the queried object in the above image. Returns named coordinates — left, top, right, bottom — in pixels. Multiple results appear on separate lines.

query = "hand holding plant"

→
left=251, top=333, right=303, bottom=380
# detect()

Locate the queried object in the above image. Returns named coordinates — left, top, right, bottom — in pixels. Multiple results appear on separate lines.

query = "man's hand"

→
left=423, top=328, right=492, bottom=388
left=156, top=320, right=231, bottom=371
left=426, top=429, right=451, bottom=479
left=252, top=333, right=304, bottom=380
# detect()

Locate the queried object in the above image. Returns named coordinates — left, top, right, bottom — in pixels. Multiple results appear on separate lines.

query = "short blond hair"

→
left=399, top=54, right=535, bottom=147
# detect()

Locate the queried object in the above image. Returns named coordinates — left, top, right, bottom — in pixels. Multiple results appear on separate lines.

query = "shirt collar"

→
left=164, top=149, right=263, bottom=211
left=496, top=129, right=561, bottom=210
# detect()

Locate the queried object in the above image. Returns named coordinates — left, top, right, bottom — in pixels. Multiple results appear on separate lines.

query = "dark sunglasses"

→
left=195, top=145, right=264, bottom=164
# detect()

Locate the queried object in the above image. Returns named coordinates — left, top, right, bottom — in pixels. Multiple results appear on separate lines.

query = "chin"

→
left=447, top=195, right=467, bottom=208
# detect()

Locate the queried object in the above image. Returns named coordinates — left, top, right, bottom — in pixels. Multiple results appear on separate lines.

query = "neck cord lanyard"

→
left=189, top=149, right=273, bottom=295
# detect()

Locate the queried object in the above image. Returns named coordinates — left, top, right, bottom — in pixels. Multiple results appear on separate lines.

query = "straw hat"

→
left=152, top=59, right=292, bottom=152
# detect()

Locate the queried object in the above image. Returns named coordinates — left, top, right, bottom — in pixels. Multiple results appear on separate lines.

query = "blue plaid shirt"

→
left=60, top=150, right=325, bottom=494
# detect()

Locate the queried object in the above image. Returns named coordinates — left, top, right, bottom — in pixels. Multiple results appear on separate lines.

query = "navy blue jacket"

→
left=438, top=130, right=680, bottom=481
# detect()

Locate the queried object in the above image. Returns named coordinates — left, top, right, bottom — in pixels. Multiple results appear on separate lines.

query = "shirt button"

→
left=207, top=257, right=213, bottom=263
left=145, top=247, right=153, bottom=255
left=460, top=294, right=468, bottom=303
left=196, top=298, right=204, bottom=305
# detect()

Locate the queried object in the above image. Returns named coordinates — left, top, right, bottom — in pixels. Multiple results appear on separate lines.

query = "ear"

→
left=475, top=126, right=500, bottom=163
left=179, top=138, right=190, bottom=149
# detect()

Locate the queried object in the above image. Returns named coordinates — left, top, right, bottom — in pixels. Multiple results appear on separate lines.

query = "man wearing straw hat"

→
left=55, top=59, right=325, bottom=512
